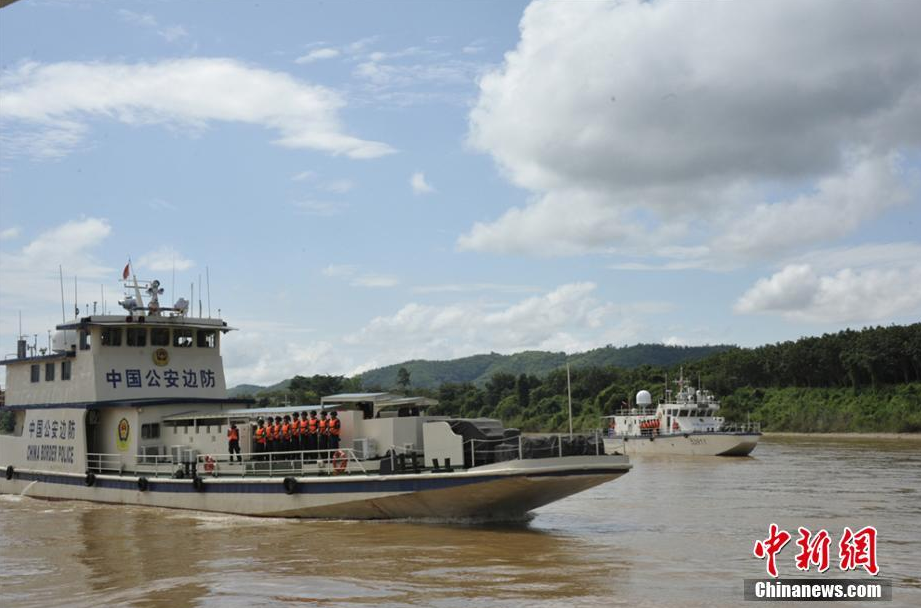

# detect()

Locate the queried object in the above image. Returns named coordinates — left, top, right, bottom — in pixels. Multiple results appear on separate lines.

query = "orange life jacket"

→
left=308, top=418, right=318, bottom=434
left=282, top=423, right=291, bottom=440
left=228, top=427, right=239, bottom=441
left=272, top=424, right=281, bottom=440
left=254, top=426, right=266, bottom=444
left=328, top=418, right=341, bottom=437
left=299, top=419, right=308, bottom=435
left=291, top=419, right=300, bottom=437
left=319, top=419, right=328, bottom=435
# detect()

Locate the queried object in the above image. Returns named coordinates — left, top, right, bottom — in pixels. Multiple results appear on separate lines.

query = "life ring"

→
left=283, top=476, right=298, bottom=495
left=137, top=477, right=149, bottom=492
left=84, top=472, right=96, bottom=487
left=192, top=475, right=205, bottom=492
left=5, top=465, right=13, bottom=480
left=203, top=456, right=216, bottom=475
left=332, top=450, right=348, bottom=475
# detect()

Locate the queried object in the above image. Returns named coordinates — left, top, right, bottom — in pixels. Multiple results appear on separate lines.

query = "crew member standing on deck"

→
left=272, top=416, right=283, bottom=455
left=282, top=415, right=292, bottom=458
left=306, top=410, right=319, bottom=457
left=299, top=411, right=309, bottom=452
left=227, top=423, right=241, bottom=463
left=254, top=419, right=267, bottom=460
left=291, top=412, right=301, bottom=453
left=328, top=411, right=341, bottom=451
left=318, top=411, right=329, bottom=458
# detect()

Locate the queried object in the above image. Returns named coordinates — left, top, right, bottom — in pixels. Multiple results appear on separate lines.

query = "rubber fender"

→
left=283, top=476, right=298, bottom=495
left=192, top=475, right=205, bottom=492
left=5, top=465, right=13, bottom=481
left=84, top=472, right=96, bottom=487
left=137, top=477, right=149, bottom=492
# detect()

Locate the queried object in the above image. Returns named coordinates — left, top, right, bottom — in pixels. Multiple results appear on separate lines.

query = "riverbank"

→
left=764, top=431, right=921, bottom=440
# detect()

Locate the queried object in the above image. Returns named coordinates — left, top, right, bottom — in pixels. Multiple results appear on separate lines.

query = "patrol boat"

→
left=602, top=377, right=761, bottom=457
left=0, top=273, right=630, bottom=519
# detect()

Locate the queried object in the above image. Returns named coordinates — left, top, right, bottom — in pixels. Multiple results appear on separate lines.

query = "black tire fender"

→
left=84, top=472, right=96, bottom=487
left=283, top=476, right=298, bottom=495
left=5, top=465, right=13, bottom=480
left=137, top=477, right=149, bottom=492
left=192, top=475, right=205, bottom=492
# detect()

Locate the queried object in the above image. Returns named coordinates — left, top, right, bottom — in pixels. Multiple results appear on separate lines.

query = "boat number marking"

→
left=689, top=437, right=708, bottom=445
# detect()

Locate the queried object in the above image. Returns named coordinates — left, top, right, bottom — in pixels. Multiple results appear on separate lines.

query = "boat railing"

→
left=86, top=452, right=127, bottom=474
left=197, top=448, right=367, bottom=477
left=464, top=430, right=604, bottom=465
left=720, top=421, right=762, bottom=433
left=87, top=448, right=367, bottom=478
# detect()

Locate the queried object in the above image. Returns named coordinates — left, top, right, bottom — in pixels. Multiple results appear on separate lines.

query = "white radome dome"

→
left=636, top=390, right=653, bottom=406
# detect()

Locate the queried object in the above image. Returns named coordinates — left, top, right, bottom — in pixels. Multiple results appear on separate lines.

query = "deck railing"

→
left=86, top=448, right=366, bottom=478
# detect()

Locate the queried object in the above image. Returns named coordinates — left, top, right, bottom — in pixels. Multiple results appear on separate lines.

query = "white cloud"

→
left=344, top=282, right=666, bottom=362
left=291, top=170, right=316, bottom=182
left=0, top=218, right=112, bottom=314
left=0, top=58, right=397, bottom=160
left=295, top=48, right=341, bottom=64
left=137, top=246, right=194, bottom=272
left=322, top=264, right=358, bottom=278
left=117, top=9, right=189, bottom=43
left=735, top=254, right=921, bottom=323
left=0, top=226, right=21, bottom=240
left=410, top=171, right=435, bottom=195
left=464, top=0, right=921, bottom=260
left=321, top=264, right=398, bottom=288
left=411, top=283, right=538, bottom=294
left=323, top=179, right=355, bottom=193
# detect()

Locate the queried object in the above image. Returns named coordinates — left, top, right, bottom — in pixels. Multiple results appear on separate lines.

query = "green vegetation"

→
left=356, top=343, right=733, bottom=390
left=227, top=324, right=921, bottom=433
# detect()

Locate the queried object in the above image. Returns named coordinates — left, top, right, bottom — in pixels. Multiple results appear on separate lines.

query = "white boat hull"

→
left=1, top=455, right=630, bottom=520
left=603, top=432, right=760, bottom=456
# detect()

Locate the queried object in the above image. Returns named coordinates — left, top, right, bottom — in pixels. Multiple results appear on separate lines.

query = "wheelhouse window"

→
left=197, top=330, right=216, bottom=348
left=127, top=328, right=147, bottom=347
left=79, top=330, right=91, bottom=350
left=101, top=327, right=122, bottom=346
left=173, top=328, right=194, bottom=348
left=151, top=328, right=170, bottom=346
left=61, top=360, right=72, bottom=380
left=45, top=362, right=55, bottom=381
left=31, top=364, right=40, bottom=382
left=141, top=423, right=160, bottom=439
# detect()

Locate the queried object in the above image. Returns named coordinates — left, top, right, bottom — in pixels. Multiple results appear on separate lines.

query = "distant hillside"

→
left=357, top=343, right=734, bottom=390
left=227, top=378, right=290, bottom=397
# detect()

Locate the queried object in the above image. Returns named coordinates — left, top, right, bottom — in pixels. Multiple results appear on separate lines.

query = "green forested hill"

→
left=356, top=343, right=734, bottom=390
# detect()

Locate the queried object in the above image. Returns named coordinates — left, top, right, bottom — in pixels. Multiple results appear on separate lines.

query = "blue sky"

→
left=1, top=0, right=919, bottom=387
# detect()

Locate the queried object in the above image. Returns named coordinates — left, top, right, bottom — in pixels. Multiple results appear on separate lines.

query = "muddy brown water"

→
left=1, top=435, right=919, bottom=607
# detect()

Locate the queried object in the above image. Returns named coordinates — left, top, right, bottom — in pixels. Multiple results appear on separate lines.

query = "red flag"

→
left=122, top=262, right=130, bottom=280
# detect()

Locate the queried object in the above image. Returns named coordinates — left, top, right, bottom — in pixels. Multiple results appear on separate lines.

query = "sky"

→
left=0, top=0, right=919, bottom=388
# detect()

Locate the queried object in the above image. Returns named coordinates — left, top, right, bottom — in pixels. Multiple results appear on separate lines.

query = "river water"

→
left=1, top=435, right=919, bottom=607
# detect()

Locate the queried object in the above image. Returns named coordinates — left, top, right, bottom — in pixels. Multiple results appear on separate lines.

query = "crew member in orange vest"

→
left=318, top=411, right=329, bottom=457
left=227, top=422, right=241, bottom=463
left=272, top=416, right=282, bottom=455
left=298, top=411, right=309, bottom=452
left=291, top=412, right=301, bottom=453
left=282, top=415, right=292, bottom=458
left=328, top=411, right=341, bottom=451
left=254, top=418, right=267, bottom=461
left=306, top=411, right=319, bottom=456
